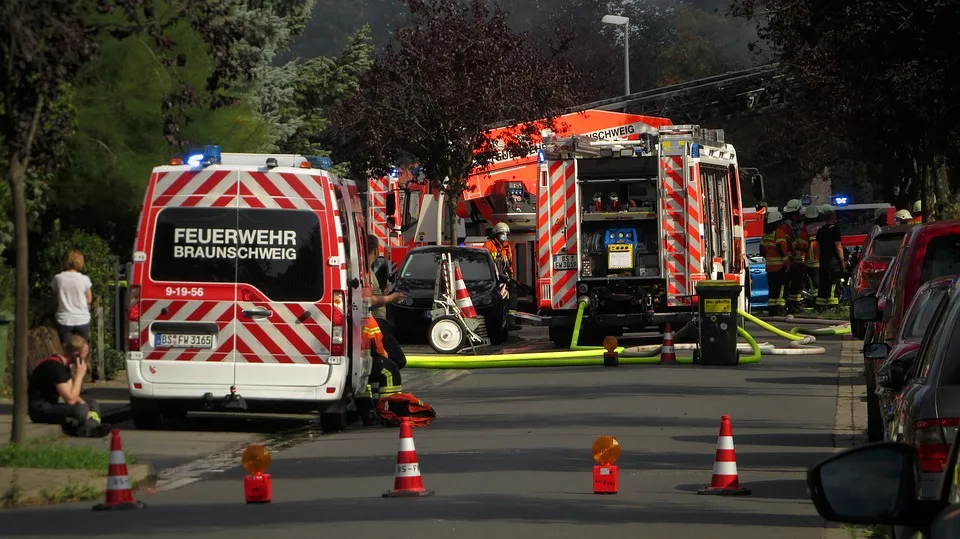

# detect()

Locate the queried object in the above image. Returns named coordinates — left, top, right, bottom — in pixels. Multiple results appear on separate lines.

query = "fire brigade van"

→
left=125, top=146, right=373, bottom=433
left=536, top=126, right=763, bottom=346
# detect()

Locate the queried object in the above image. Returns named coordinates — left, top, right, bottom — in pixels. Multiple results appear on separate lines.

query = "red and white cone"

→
left=660, top=323, right=677, bottom=364
left=453, top=264, right=478, bottom=318
left=383, top=417, right=434, bottom=498
left=93, top=429, right=147, bottom=510
left=698, top=415, right=751, bottom=496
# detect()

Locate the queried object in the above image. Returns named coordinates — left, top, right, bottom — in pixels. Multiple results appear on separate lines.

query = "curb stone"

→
left=823, top=335, right=869, bottom=539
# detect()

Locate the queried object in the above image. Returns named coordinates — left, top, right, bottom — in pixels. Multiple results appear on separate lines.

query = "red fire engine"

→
left=534, top=126, right=763, bottom=346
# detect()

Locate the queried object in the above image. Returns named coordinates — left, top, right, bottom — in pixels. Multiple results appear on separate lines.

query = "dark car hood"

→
left=393, top=278, right=495, bottom=299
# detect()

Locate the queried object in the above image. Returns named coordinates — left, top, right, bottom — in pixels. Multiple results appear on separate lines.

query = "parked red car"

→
left=855, top=221, right=960, bottom=441
left=835, top=204, right=894, bottom=249
left=850, top=225, right=912, bottom=339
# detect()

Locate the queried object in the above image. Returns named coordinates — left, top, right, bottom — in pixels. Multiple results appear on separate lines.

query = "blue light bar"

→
left=832, top=195, right=849, bottom=206
left=182, top=145, right=222, bottom=167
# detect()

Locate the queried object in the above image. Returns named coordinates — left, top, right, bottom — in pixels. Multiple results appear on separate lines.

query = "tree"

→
left=332, top=0, right=584, bottom=241
left=729, top=0, right=960, bottom=217
left=0, top=0, right=107, bottom=443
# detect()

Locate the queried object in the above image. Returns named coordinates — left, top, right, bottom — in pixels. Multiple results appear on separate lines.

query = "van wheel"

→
left=132, top=409, right=163, bottom=430
left=320, top=411, right=347, bottom=433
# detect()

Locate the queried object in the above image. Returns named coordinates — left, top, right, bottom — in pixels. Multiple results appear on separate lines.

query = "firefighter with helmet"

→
left=782, top=199, right=805, bottom=313
left=911, top=200, right=924, bottom=224
left=483, top=222, right=520, bottom=329
left=356, top=315, right=403, bottom=426
left=761, top=210, right=793, bottom=316
left=796, top=204, right=824, bottom=303
left=894, top=209, right=913, bottom=225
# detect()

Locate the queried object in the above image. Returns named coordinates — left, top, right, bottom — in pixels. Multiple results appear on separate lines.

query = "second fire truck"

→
left=535, top=125, right=763, bottom=346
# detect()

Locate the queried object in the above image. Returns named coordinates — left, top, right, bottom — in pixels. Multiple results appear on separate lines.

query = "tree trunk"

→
left=447, top=197, right=458, bottom=246
left=9, top=157, right=31, bottom=444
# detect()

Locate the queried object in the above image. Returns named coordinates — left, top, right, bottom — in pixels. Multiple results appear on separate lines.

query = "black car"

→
left=807, top=438, right=960, bottom=538
left=386, top=246, right=509, bottom=344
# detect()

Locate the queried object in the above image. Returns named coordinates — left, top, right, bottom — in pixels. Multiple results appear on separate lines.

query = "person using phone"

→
left=27, top=334, right=108, bottom=437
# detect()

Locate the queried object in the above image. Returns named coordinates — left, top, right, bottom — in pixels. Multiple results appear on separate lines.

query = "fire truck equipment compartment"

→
left=695, top=281, right=743, bottom=366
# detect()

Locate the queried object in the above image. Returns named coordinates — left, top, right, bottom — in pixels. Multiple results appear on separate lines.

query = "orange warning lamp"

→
left=242, top=443, right=273, bottom=504
left=592, top=436, right=620, bottom=494
left=602, top=336, right=619, bottom=367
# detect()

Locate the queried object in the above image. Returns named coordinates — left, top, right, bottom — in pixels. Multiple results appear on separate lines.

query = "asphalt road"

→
left=4, top=324, right=844, bottom=539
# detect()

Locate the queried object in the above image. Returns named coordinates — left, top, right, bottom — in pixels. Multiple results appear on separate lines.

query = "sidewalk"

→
left=0, top=372, right=131, bottom=445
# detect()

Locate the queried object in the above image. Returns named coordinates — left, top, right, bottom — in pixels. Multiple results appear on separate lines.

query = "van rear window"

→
left=921, top=236, right=960, bottom=284
left=150, top=207, right=323, bottom=301
left=871, top=233, right=905, bottom=257
left=835, top=208, right=885, bottom=237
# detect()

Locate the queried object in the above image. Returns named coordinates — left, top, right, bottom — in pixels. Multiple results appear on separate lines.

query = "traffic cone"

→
left=453, top=264, right=478, bottom=318
left=659, top=323, right=677, bottom=364
left=383, top=417, right=434, bottom=498
left=93, top=429, right=147, bottom=510
left=698, top=415, right=751, bottom=496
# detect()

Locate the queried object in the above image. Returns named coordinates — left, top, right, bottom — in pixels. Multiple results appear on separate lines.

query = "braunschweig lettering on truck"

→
left=171, top=227, right=299, bottom=261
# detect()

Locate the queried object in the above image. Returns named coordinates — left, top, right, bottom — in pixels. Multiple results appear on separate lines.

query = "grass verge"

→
left=0, top=441, right=133, bottom=472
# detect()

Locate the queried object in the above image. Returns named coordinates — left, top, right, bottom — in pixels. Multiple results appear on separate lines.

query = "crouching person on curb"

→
left=356, top=316, right=403, bottom=427
left=27, top=334, right=110, bottom=437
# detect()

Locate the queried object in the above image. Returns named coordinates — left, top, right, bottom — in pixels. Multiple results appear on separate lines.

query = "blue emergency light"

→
left=183, top=145, right=222, bottom=167
left=306, top=156, right=334, bottom=170
left=389, top=167, right=399, bottom=178
left=537, top=149, right=545, bottom=164
left=832, top=195, right=850, bottom=206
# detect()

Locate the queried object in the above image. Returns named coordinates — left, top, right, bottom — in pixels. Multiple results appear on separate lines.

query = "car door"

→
left=233, top=169, right=331, bottom=388
left=139, top=169, right=241, bottom=387
left=331, top=179, right=370, bottom=395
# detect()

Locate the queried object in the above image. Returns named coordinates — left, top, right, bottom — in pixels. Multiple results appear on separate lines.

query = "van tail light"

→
left=914, top=418, right=960, bottom=473
left=127, top=285, right=141, bottom=353
left=331, top=290, right=346, bottom=356
left=860, top=258, right=888, bottom=279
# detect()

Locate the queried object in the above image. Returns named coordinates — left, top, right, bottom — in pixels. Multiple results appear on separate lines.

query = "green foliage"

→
left=37, top=227, right=119, bottom=307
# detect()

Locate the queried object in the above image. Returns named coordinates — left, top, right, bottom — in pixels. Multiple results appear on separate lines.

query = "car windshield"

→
left=401, top=251, right=494, bottom=282
left=746, top=240, right=761, bottom=258
left=921, top=236, right=960, bottom=283
left=836, top=208, right=888, bottom=237
left=903, top=287, right=949, bottom=339
left=870, top=233, right=906, bottom=257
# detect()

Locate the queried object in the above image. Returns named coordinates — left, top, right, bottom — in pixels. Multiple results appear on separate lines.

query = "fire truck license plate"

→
left=553, top=254, right=577, bottom=270
left=155, top=334, right=214, bottom=349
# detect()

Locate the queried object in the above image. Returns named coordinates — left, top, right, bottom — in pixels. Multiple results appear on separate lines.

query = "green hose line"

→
left=405, top=346, right=625, bottom=364
left=569, top=301, right=605, bottom=351
left=790, top=325, right=852, bottom=336
left=738, top=309, right=809, bottom=342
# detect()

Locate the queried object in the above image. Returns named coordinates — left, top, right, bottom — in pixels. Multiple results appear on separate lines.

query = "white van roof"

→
left=218, top=153, right=310, bottom=167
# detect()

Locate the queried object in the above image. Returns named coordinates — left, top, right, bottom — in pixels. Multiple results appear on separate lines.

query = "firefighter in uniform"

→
left=911, top=200, right=924, bottom=224
left=761, top=210, right=792, bottom=316
left=483, top=222, right=520, bottom=330
left=357, top=315, right=403, bottom=426
left=815, top=205, right=848, bottom=312
left=782, top=199, right=805, bottom=313
left=796, top=205, right=824, bottom=303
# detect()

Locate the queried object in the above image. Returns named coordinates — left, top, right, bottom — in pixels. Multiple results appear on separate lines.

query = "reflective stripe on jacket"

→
left=761, top=231, right=787, bottom=272
left=483, top=238, right=513, bottom=276
left=798, top=222, right=823, bottom=268
left=363, top=316, right=387, bottom=359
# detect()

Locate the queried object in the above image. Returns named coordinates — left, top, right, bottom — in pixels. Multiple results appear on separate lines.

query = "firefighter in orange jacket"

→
left=761, top=210, right=793, bottom=316
left=483, top=222, right=520, bottom=329
left=357, top=315, right=402, bottom=426
left=782, top=199, right=805, bottom=313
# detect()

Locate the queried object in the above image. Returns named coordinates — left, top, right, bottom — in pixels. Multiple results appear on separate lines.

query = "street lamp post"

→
left=601, top=14, right=630, bottom=99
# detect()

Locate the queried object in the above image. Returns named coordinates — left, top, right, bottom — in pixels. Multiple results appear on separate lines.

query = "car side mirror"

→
left=750, top=173, right=765, bottom=203
left=853, top=295, right=881, bottom=322
left=807, top=442, right=919, bottom=526
left=864, top=342, right=890, bottom=361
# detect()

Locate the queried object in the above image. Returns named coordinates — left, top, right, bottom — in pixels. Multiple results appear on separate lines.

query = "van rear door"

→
left=139, top=169, right=240, bottom=387
left=233, top=170, right=332, bottom=388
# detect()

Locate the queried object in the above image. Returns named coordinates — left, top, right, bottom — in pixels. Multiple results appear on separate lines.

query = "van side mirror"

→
left=853, top=295, right=881, bottom=322
left=385, top=191, right=396, bottom=216
left=751, top=174, right=765, bottom=203
left=386, top=216, right=398, bottom=230
left=807, top=442, right=922, bottom=526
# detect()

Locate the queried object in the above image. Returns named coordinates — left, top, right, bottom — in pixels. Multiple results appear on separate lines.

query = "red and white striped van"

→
left=125, top=147, right=373, bottom=433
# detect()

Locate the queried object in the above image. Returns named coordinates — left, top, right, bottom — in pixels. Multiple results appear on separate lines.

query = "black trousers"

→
left=766, top=268, right=788, bottom=311
left=507, top=280, right=519, bottom=312
left=375, top=317, right=406, bottom=369
left=817, top=265, right=840, bottom=307
left=29, top=399, right=100, bottom=427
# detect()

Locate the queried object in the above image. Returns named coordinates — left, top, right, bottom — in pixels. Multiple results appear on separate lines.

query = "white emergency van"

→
left=125, top=146, right=372, bottom=433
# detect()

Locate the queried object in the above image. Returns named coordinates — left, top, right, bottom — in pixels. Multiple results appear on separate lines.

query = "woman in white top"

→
left=53, top=249, right=93, bottom=344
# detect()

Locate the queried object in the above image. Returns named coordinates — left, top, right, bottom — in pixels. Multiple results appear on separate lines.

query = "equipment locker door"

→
left=139, top=169, right=241, bottom=387
left=233, top=170, right=332, bottom=388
